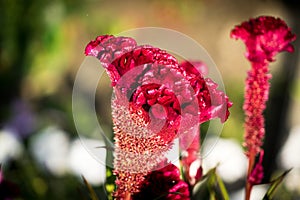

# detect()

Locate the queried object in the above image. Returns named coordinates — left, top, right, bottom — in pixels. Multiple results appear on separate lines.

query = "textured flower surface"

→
left=231, top=16, right=296, bottom=200
left=231, top=16, right=296, bottom=63
left=85, top=35, right=231, bottom=199
left=132, top=163, right=190, bottom=200
left=231, top=16, right=296, bottom=156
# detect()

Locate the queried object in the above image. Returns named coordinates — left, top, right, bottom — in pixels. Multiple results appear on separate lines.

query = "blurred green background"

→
left=1, top=0, right=300, bottom=199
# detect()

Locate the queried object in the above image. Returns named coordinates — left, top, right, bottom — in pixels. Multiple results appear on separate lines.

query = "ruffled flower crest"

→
left=85, top=35, right=232, bottom=199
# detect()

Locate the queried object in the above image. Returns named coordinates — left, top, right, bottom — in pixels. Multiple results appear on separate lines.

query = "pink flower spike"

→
left=231, top=16, right=296, bottom=200
left=231, top=16, right=296, bottom=63
left=231, top=16, right=296, bottom=156
left=248, top=150, right=264, bottom=185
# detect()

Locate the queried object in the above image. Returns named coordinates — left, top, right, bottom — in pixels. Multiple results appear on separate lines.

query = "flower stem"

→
left=245, top=149, right=255, bottom=200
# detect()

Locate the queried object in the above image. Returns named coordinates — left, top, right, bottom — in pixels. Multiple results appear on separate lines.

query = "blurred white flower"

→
left=279, top=126, right=300, bottom=169
left=230, top=184, right=267, bottom=200
left=30, top=126, right=70, bottom=176
left=0, top=129, right=23, bottom=163
left=68, top=138, right=106, bottom=185
left=202, top=137, right=247, bottom=183
left=279, top=126, right=300, bottom=193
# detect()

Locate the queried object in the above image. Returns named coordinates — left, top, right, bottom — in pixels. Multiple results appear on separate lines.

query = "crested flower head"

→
left=85, top=35, right=231, bottom=198
left=231, top=16, right=296, bottom=200
left=231, top=16, right=296, bottom=63
left=231, top=16, right=296, bottom=156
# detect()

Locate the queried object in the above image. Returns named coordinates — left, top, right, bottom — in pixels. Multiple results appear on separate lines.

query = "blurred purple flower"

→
left=5, top=100, right=36, bottom=139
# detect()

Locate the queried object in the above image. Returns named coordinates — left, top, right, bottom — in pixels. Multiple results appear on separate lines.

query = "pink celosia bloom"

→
left=132, top=163, right=190, bottom=200
left=231, top=16, right=296, bottom=64
left=85, top=35, right=231, bottom=199
left=231, top=16, right=296, bottom=157
left=231, top=16, right=296, bottom=200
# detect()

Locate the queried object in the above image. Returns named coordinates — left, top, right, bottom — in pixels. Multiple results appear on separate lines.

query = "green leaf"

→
left=262, top=169, right=292, bottom=200
left=192, top=167, right=229, bottom=200
left=215, top=172, right=230, bottom=200
left=82, top=176, right=99, bottom=200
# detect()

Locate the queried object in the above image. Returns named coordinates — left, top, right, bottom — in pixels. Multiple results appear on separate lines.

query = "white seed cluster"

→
left=112, top=99, right=173, bottom=196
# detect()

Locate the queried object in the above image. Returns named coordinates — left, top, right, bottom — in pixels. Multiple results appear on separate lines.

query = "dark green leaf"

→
left=192, top=167, right=229, bottom=200
left=262, top=169, right=292, bottom=200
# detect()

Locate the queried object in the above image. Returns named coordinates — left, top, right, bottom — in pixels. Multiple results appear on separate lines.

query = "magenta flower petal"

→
left=132, top=163, right=190, bottom=200
left=178, top=61, right=232, bottom=124
left=178, top=61, right=232, bottom=187
left=85, top=35, right=137, bottom=86
left=231, top=16, right=296, bottom=63
left=248, top=151, right=264, bottom=185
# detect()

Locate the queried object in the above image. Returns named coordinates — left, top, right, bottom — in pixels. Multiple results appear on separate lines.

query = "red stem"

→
left=245, top=149, right=255, bottom=200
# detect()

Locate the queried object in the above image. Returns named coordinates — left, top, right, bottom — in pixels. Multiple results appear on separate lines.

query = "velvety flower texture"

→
left=231, top=16, right=296, bottom=64
left=231, top=16, right=296, bottom=189
left=132, top=163, right=190, bottom=200
left=179, top=61, right=231, bottom=186
left=231, top=16, right=296, bottom=157
left=85, top=35, right=231, bottom=199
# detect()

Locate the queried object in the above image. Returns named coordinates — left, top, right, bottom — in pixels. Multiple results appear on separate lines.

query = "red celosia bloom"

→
left=85, top=35, right=231, bottom=199
left=231, top=16, right=296, bottom=200
left=132, top=163, right=190, bottom=200
left=231, top=16, right=296, bottom=64
left=231, top=16, right=296, bottom=157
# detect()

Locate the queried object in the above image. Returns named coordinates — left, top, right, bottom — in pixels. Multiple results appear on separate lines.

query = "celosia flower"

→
left=85, top=35, right=231, bottom=199
left=132, top=163, right=190, bottom=200
left=231, top=16, right=296, bottom=200
left=231, top=16, right=296, bottom=64
left=231, top=16, right=296, bottom=157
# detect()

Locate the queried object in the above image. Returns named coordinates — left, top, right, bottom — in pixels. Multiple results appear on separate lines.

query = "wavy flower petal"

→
left=178, top=61, right=232, bottom=187
left=132, top=163, right=190, bottom=200
left=231, top=16, right=296, bottom=63
left=85, top=35, right=232, bottom=198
